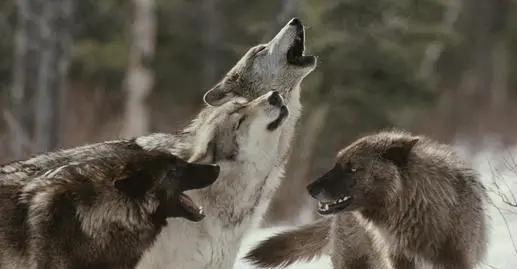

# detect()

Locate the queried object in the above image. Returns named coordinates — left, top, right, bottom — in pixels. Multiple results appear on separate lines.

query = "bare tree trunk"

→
left=453, top=0, right=510, bottom=124
left=34, top=0, right=75, bottom=152
left=277, top=0, right=296, bottom=26
left=418, top=0, right=462, bottom=81
left=267, top=0, right=296, bottom=38
left=488, top=0, right=510, bottom=109
left=122, top=0, right=156, bottom=138
left=460, top=0, right=509, bottom=98
left=9, top=0, right=75, bottom=156
left=491, top=40, right=509, bottom=108
left=202, top=0, right=223, bottom=89
left=262, top=0, right=303, bottom=226
left=9, top=0, right=40, bottom=158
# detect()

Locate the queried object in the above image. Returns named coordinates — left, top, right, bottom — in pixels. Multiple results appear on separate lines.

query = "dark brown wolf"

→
left=246, top=131, right=487, bottom=269
left=0, top=142, right=219, bottom=269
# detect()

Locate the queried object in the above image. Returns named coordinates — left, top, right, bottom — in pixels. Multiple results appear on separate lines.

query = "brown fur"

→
left=330, top=213, right=386, bottom=269
left=246, top=130, right=488, bottom=269
left=0, top=142, right=219, bottom=269
left=245, top=218, right=331, bottom=268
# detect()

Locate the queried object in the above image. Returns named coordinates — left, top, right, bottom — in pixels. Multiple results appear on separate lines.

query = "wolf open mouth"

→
left=317, top=196, right=353, bottom=215
left=286, top=23, right=316, bottom=67
left=176, top=163, right=219, bottom=222
left=267, top=105, right=289, bottom=131
left=178, top=193, right=205, bottom=222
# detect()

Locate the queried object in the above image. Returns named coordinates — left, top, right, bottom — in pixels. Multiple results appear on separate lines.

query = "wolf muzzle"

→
left=180, top=163, right=220, bottom=191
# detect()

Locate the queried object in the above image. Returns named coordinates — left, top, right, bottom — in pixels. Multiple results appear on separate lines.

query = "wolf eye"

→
left=350, top=167, right=358, bottom=173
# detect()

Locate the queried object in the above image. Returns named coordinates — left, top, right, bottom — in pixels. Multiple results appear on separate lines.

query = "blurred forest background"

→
left=0, top=0, right=517, bottom=243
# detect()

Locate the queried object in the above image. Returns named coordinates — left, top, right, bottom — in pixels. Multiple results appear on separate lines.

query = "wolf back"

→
left=0, top=142, right=219, bottom=269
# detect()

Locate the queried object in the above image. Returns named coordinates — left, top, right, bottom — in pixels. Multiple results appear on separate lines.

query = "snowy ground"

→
left=234, top=138, right=517, bottom=269
left=461, top=140, right=517, bottom=269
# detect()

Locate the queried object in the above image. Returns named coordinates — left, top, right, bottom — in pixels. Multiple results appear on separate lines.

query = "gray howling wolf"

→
left=136, top=18, right=316, bottom=269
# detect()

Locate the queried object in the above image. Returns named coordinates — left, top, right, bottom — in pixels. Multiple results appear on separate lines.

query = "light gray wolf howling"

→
left=136, top=17, right=316, bottom=269
left=137, top=90, right=290, bottom=268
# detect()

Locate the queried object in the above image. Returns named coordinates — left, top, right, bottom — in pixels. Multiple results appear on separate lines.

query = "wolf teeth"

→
left=198, top=206, right=204, bottom=215
left=319, top=198, right=351, bottom=211
left=327, top=196, right=351, bottom=204
left=337, top=196, right=350, bottom=203
left=318, top=202, right=329, bottom=211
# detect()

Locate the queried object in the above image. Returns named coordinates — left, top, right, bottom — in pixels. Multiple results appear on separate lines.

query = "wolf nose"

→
left=268, top=91, right=282, bottom=107
left=289, top=18, right=301, bottom=26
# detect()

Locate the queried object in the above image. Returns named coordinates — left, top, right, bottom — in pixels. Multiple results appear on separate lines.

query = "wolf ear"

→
left=382, top=137, right=419, bottom=166
left=203, top=82, right=236, bottom=106
left=188, top=124, right=217, bottom=163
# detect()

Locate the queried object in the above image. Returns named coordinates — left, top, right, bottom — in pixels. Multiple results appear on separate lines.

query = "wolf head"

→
left=307, top=131, right=419, bottom=215
left=27, top=148, right=220, bottom=236
left=108, top=150, right=220, bottom=222
left=189, top=90, right=289, bottom=163
left=203, top=18, right=316, bottom=106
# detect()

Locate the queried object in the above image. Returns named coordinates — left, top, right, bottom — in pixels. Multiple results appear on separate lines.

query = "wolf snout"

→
left=268, top=91, right=283, bottom=107
left=181, top=163, right=220, bottom=191
left=307, top=182, right=338, bottom=204
left=307, top=165, right=347, bottom=202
